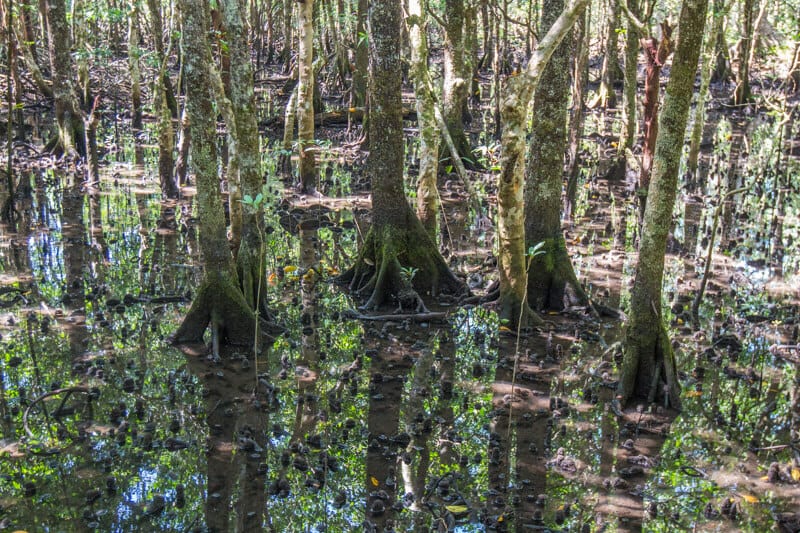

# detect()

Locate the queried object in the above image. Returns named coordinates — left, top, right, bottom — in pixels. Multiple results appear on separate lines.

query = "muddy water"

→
left=0, top=133, right=799, bottom=533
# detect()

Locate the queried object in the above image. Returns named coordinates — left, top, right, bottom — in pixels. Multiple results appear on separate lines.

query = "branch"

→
left=620, top=0, right=647, bottom=36
left=425, top=4, right=446, bottom=29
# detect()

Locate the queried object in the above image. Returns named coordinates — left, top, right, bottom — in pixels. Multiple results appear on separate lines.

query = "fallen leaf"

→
left=445, top=505, right=468, bottom=514
left=791, top=467, right=800, bottom=482
left=741, top=494, right=759, bottom=504
left=370, top=476, right=379, bottom=487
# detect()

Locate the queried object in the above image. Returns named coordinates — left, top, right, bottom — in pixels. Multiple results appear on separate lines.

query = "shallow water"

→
left=1, top=119, right=799, bottom=533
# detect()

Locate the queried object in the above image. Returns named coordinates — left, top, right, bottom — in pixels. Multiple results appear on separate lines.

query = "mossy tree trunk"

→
left=45, top=0, right=86, bottom=157
left=350, top=0, right=368, bottom=107
left=524, top=0, right=588, bottom=312
left=619, top=0, right=641, bottom=158
left=296, top=0, right=317, bottom=193
left=497, top=0, right=588, bottom=328
left=173, top=0, right=257, bottom=347
left=732, top=0, right=754, bottom=105
left=442, top=0, right=475, bottom=169
left=597, top=0, right=621, bottom=108
left=565, top=6, right=588, bottom=219
left=687, top=0, right=731, bottom=185
left=407, top=0, right=441, bottom=239
left=337, top=0, right=465, bottom=312
left=620, top=0, right=709, bottom=409
left=221, top=0, right=271, bottom=320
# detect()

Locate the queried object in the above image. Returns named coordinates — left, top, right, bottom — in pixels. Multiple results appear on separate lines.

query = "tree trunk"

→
left=337, top=0, right=465, bottom=312
left=619, top=0, right=640, bottom=156
left=597, top=0, right=621, bottom=108
left=496, top=0, right=589, bottom=328
left=296, top=0, right=317, bottom=193
left=732, top=0, right=754, bottom=105
left=45, top=0, right=86, bottom=157
left=620, top=0, right=709, bottom=409
left=687, top=0, right=730, bottom=184
left=350, top=0, right=368, bottom=107
left=221, top=0, right=271, bottom=320
left=565, top=6, right=588, bottom=220
left=638, top=23, right=673, bottom=222
left=407, top=0, right=440, bottom=239
left=173, top=0, right=257, bottom=348
left=442, top=0, right=475, bottom=168
left=524, top=0, right=588, bottom=312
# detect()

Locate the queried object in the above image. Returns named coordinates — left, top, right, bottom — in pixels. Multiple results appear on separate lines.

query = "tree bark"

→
left=565, top=6, right=589, bottom=219
left=337, top=0, right=465, bottom=312
left=442, top=0, right=475, bottom=169
left=524, top=0, right=588, bottom=312
left=620, top=0, right=709, bottom=409
left=296, top=0, right=317, bottom=192
left=173, top=0, right=257, bottom=347
left=496, top=0, right=589, bottom=328
left=732, top=0, right=754, bottom=105
left=45, top=0, right=86, bottom=157
left=407, top=0, right=441, bottom=239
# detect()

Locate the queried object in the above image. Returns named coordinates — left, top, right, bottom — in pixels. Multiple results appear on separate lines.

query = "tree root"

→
left=618, top=321, right=682, bottom=410
left=336, top=223, right=466, bottom=313
left=172, top=271, right=272, bottom=348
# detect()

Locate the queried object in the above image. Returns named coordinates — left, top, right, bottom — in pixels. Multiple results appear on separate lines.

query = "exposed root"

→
left=172, top=271, right=272, bottom=348
left=618, top=321, right=682, bottom=410
left=336, top=223, right=466, bottom=313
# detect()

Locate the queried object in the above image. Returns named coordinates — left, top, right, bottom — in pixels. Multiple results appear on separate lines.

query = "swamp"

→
left=0, top=0, right=799, bottom=531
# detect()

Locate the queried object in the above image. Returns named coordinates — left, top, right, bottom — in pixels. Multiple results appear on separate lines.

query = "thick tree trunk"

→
left=620, top=0, right=709, bottom=409
left=496, top=0, right=588, bottom=328
left=524, top=0, right=588, bottom=312
left=338, top=0, right=464, bottom=312
left=407, top=0, right=440, bottom=239
left=45, top=0, right=86, bottom=157
left=296, top=0, right=317, bottom=193
left=173, top=0, right=257, bottom=347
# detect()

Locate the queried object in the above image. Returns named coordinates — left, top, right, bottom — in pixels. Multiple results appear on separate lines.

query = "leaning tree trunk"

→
left=45, top=0, right=86, bottom=157
left=337, top=0, right=465, bottom=312
left=296, top=0, right=317, bottom=193
left=407, top=0, right=441, bottom=239
left=173, top=0, right=257, bottom=347
left=497, top=0, right=589, bottom=328
left=619, top=0, right=709, bottom=409
left=524, top=0, right=588, bottom=312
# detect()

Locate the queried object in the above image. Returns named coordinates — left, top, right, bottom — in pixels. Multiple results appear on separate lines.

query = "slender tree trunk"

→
left=638, top=22, right=673, bottom=222
left=351, top=0, right=368, bottom=107
left=524, top=0, right=588, bottom=311
left=296, top=0, right=317, bottom=193
left=565, top=6, right=589, bottom=219
left=687, top=0, right=730, bottom=185
left=45, top=0, right=86, bottom=157
left=620, top=0, right=709, bottom=409
left=173, top=0, right=257, bottom=347
left=496, top=0, right=589, bottom=328
left=407, top=0, right=441, bottom=239
left=733, top=0, right=754, bottom=105
left=619, top=0, right=640, bottom=156
left=128, top=3, right=144, bottom=165
left=442, top=0, right=474, bottom=168
left=597, top=0, right=620, bottom=108
left=146, top=0, right=178, bottom=117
